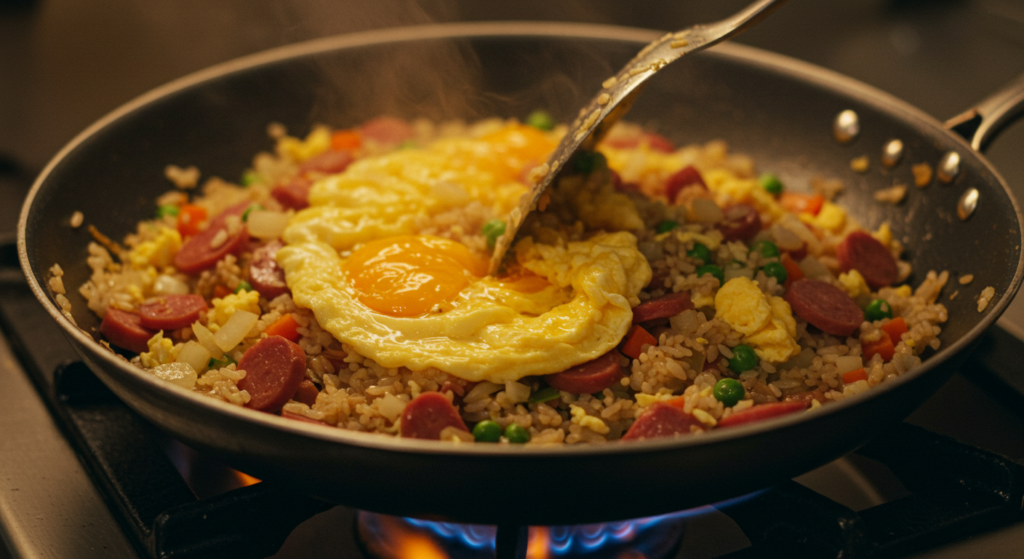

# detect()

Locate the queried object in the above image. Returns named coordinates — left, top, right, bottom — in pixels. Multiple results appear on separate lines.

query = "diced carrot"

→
left=862, top=332, right=895, bottom=362
left=330, top=130, right=362, bottom=151
left=265, top=313, right=301, bottom=342
left=621, top=324, right=657, bottom=359
left=779, top=192, right=824, bottom=216
left=842, top=368, right=868, bottom=384
left=881, top=316, right=908, bottom=342
left=780, top=253, right=804, bottom=286
left=664, top=395, right=688, bottom=409
left=212, top=284, right=232, bottom=299
left=177, top=204, right=208, bottom=237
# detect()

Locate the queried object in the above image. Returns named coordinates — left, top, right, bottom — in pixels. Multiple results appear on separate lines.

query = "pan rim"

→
left=17, top=21, right=1024, bottom=458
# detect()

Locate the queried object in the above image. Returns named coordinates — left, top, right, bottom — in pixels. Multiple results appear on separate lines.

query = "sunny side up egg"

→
left=277, top=124, right=652, bottom=383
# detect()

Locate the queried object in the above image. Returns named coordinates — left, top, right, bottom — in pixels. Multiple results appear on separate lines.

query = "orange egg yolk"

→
left=344, top=235, right=489, bottom=317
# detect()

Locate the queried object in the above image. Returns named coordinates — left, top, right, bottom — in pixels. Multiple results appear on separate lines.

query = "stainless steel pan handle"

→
left=946, top=72, right=1024, bottom=152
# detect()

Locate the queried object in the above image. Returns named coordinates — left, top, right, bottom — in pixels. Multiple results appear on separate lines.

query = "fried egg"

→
left=278, top=123, right=651, bottom=383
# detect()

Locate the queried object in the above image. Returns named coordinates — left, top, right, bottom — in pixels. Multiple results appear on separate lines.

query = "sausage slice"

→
left=717, top=400, right=809, bottom=429
left=785, top=278, right=865, bottom=337
left=271, top=176, right=313, bottom=210
left=174, top=203, right=251, bottom=275
left=100, top=308, right=157, bottom=353
left=836, top=231, right=898, bottom=289
left=249, top=240, right=290, bottom=299
left=139, top=294, right=207, bottom=330
left=544, top=350, right=624, bottom=394
left=632, top=291, right=693, bottom=324
left=298, top=150, right=354, bottom=175
left=664, top=165, right=706, bottom=204
left=717, top=204, right=762, bottom=241
left=399, top=392, right=468, bottom=440
left=359, top=116, right=414, bottom=146
left=237, top=335, right=307, bottom=413
left=622, top=402, right=701, bottom=441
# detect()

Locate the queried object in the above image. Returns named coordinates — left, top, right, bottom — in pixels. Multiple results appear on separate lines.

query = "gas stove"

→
left=1, top=1, right=1024, bottom=558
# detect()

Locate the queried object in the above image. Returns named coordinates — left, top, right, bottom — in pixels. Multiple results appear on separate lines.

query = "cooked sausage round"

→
left=632, top=291, right=693, bottom=324
left=785, top=278, right=865, bottom=337
left=399, top=392, right=468, bottom=440
left=237, top=335, right=307, bottom=413
left=292, top=379, right=319, bottom=407
left=717, top=204, right=762, bottom=241
left=100, top=308, right=157, bottom=353
left=298, top=150, right=354, bottom=175
left=139, top=294, right=207, bottom=330
left=359, top=116, right=414, bottom=146
left=665, top=165, right=706, bottom=203
left=836, top=231, right=898, bottom=289
left=622, top=402, right=700, bottom=440
left=271, top=176, right=313, bottom=211
left=249, top=240, right=290, bottom=299
left=544, top=351, right=625, bottom=394
left=173, top=203, right=250, bottom=275
left=717, top=400, right=809, bottom=429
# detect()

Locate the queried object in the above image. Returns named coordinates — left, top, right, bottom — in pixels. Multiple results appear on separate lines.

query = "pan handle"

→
left=946, top=72, right=1024, bottom=153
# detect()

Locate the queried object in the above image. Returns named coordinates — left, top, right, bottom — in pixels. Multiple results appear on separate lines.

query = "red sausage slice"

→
left=291, top=379, right=319, bottom=407
left=718, top=204, right=763, bottom=241
left=174, top=203, right=251, bottom=275
left=664, top=165, right=706, bottom=204
left=544, top=351, right=625, bottom=394
left=785, top=278, right=865, bottom=337
left=139, top=294, right=207, bottom=330
left=249, top=240, right=290, bottom=299
left=360, top=116, right=414, bottom=146
left=271, top=176, right=313, bottom=211
left=632, top=292, right=693, bottom=324
left=622, top=402, right=701, bottom=441
left=717, top=400, right=809, bottom=429
left=298, top=150, right=354, bottom=175
left=237, top=335, right=307, bottom=413
left=399, top=392, right=469, bottom=440
left=100, top=308, right=157, bottom=353
left=836, top=231, right=898, bottom=289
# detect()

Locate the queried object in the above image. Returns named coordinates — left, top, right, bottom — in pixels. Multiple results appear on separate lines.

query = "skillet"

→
left=17, top=22, right=1024, bottom=525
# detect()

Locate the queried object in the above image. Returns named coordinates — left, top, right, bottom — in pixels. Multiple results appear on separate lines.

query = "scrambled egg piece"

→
left=208, top=290, right=261, bottom=332
left=800, top=202, right=847, bottom=234
left=714, top=277, right=800, bottom=363
left=570, top=404, right=610, bottom=434
left=276, top=125, right=331, bottom=163
left=140, top=331, right=178, bottom=368
left=128, top=227, right=181, bottom=270
left=838, top=269, right=870, bottom=298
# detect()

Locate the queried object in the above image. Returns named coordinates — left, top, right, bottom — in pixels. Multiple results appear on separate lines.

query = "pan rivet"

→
left=938, top=151, right=961, bottom=183
left=957, top=187, right=979, bottom=221
left=881, top=139, right=903, bottom=167
left=833, top=110, right=860, bottom=143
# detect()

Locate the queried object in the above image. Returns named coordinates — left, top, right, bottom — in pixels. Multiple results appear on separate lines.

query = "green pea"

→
left=504, top=423, right=531, bottom=444
left=240, top=170, right=260, bottom=186
left=157, top=204, right=180, bottom=218
left=728, top=344, right=759, bottom=373
left=656, top=220, right=679, bottom=234
left=482, top=219, right=507, bottom=249
left=526, top=110, right=555, bottom=131
left=751, top=240, right=780, bottom=259
left=713, top=378, right=746, bottom=407
left=687, top=243, right=712, bottom=264
left=235, top=281, right=252, bottom=294
left=865, top=298, right=893, bottom=321
left=759, top=172, right=783, bottom=195
left=760, top=262, right=788, bottom=284
left=696, top=263, right=724, bottom=285
left=528, top=386, right=560, bottom=404
left=207, top=355, right=236, bottom=369
left=473, top=420, right=502, bottom=442
left=572, top=150, right=607, bottom=174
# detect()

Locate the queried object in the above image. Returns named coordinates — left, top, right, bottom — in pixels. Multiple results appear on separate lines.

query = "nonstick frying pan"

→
left=17, top=22, right=1024, bottom=525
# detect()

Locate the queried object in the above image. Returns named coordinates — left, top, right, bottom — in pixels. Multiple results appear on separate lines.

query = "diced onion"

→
left=246, top=210, right=290, bottom=240
left=670, top=309, right=699, bottom=335
left=192, top=322, right=224, bottom=358
left=152, top=362, right=198, bottom=389
left=176, top=341, right=211, bottom=374
left=769, top=223, right=802, bottom=251
left=505, top=381, right=531, bottom=404
left=798, top=256, right=830, bottom=281
left=153, top=274, right=190, bottom=295
left=213, top=310, right=259, bottom=352
left=835, top=356, right=864, bottom=375
left=376, top=392, right=407, bottom=422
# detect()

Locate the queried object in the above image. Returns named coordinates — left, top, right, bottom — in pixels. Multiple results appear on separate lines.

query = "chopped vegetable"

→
left=656, top=220, right=679, bottom=234
left=234, top=281, right=252, bottom=294
left=212, top=284, right=232, bottom=299
left=208, top=354, right=236, bottom=369
left=504, top=423, right=531, bottom=443
left=864, top=299, right=893, bottom=321
left=482, top=219, right=507, bottom=249
left=246, top=209, right=290, bottom=239
left=779, top=192, right=824, bottom=216
left=212, top=310, right=259, bottom=352
left=472, top=420, right=502, bottom=442
left=621, top=324, right=657, bottom=359
left=240, top=170, right=260, bottom=186
left=842, top=368, right=868, bottom=384
left=759, top=172, right=784, bottom=195
left=241, top=204, right=264, bottom=222
left=696, top=263, right=725, bottom=285
left=728, top=344, right=758, bottom=373
left=528, top=386, right=560, bottom=404
left=157, top=204, right=180, bottom=218
left=176, top=204, right=207, bottom=237
left=713, top=378, right=745, bottom=407
left=881, top=316, right=908, bottom=341
left=686, top=243, right=711, bottom=263
left=862, top=332, right=895, bottom=362
left=760, top=261, right=788, bottom=284
left=751, top=240, right=780, bottom=258
left=780, top=253, right=804, bottom=284
left=265, top=313, right=301, bottom=342
left=330, top=129, right=362, bottom=151
left=526, top=110, right=555, bottom=131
